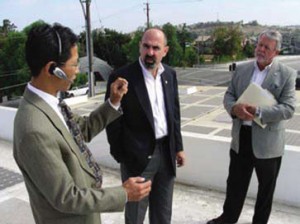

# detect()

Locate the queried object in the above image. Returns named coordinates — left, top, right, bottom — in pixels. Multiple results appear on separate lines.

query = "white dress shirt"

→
left=27, top=83, right=68, bottom=129
left=243, top=61, right=272, bottom=126
left=139, top=58, right=168, bottom=139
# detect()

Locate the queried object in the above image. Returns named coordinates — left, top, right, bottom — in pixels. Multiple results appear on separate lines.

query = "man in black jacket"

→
left=105, top=28, right=186, bottom=224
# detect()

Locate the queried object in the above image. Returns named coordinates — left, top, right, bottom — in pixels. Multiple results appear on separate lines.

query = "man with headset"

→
left=13, top=23, right=151, bottom=224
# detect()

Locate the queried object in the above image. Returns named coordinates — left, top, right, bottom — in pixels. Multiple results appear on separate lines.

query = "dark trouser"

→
left=121, top=137, right=175, bottom=224
left=222, top=125, right=282, bottom=224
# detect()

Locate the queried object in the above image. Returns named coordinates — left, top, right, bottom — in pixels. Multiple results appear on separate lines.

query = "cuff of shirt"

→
left=108, top=98, right=120, bottom=111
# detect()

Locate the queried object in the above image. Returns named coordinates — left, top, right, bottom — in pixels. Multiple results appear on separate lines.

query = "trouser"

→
left=222, top=125, right=282, bottom=224
left=121, top=137, right=175, bottom=224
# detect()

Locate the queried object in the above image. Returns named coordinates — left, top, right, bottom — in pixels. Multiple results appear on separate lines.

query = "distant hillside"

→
left=185, top=20, right=300, bottom=38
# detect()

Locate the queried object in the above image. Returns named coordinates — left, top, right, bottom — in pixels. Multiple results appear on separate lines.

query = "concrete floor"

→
left=0, top=139, right=299, bottom=224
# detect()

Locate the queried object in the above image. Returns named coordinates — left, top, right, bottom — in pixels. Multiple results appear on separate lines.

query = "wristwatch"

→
left=255, top=107, right=260, bottom=117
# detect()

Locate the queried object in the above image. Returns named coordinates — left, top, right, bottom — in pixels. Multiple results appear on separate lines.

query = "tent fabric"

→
left=79, top=56, right=113, bottom=81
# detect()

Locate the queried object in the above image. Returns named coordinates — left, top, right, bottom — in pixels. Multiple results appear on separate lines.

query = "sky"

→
left=0, top=0, right=300, bottom=34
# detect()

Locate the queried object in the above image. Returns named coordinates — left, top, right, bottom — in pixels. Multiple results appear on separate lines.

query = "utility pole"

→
left=80, top=0, right=95, bottom=97
left=145, top=1, right=150, bottom=28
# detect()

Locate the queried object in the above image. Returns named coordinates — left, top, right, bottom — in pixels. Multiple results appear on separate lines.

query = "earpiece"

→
left=48, top=30, right=68, bottom=81
left=49, top=63, right=67, bottom=80
left=53, top=67, right=68, bottom=80
left=48, top=30, right=72, bottom=83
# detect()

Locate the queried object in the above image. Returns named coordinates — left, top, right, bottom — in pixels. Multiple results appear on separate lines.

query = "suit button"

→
left=148, top=155, right=152, bottom=159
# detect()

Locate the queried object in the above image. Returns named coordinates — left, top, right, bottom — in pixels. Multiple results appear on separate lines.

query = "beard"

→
left=143, top=55, right=156, bottom=69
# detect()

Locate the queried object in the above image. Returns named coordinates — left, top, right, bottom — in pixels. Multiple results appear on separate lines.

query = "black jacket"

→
left=105, top=61, right=183, bottom=175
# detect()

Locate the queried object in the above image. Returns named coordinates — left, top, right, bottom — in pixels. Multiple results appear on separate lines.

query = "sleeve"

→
left=260, top=68, right=297, bottom=124
left=223, top=69, right=239, bottom=118
left=17, top=131, right=127, bottom=214
left=105, top=73, right=125, bottom=162
left=75, top=100, right=122, bottom=143
left=173, top=70, right=184, bottom=152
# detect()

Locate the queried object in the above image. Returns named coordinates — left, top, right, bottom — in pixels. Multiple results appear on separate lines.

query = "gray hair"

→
left=258, top=30, right=282, bottom=51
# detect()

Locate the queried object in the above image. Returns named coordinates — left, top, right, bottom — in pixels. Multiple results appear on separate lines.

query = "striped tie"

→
left=59, top=100, right=103, bottom=188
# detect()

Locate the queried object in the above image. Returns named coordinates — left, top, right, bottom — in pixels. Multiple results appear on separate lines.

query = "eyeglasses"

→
left=59, top=61, right=80, bottom=69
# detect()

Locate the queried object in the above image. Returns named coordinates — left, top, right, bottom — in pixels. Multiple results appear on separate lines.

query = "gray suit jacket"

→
left=13, top=88, right=127, bottom=224
left=224, top=59, right=296, bottom=159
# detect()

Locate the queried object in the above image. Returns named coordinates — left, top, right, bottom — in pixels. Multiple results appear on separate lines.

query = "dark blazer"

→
left=105, top=61, right=183, bottom=176
left=13, top=88, right=127, bottom=224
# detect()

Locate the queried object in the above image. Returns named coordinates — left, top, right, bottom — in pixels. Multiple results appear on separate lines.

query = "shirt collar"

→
left=139, top=57, right=165, bottom=79
left=254, top=61, right=273, bottom=72
left=27, top=82, right=60, bottom=106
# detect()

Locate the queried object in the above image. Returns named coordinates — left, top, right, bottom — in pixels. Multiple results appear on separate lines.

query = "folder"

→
left=236, top=83, right=277, bottom=128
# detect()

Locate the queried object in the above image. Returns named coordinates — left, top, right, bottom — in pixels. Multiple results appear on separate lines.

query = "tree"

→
left=0, top=19, right=17, bottom=36
left=0, top=20, right=49, bottom=100
left=243, top=40, right=255, bottom=58
left=183, top=47, right=198, bottom=67
left=23, top=20, right=45, bottom=35
left=123, top=28, right=144, bottom=63
left=0, top=31, right=28, bottom=98
left=85, top=28, right=131, bottom=69
left=212, top=26, right=243, bottom=62
left=177, top=23, right=190, bottom=56
left=162, top=23, right=183, bottom=66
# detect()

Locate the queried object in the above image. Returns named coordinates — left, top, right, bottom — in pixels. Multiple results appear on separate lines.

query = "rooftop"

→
left=0, top=139, right=299, bottom=224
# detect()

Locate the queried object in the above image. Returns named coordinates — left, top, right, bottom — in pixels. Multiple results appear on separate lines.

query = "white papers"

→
left=236, top=83, right=277, bottom=128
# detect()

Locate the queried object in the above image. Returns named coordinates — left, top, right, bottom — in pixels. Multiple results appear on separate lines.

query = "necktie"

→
left=59, top=100, right=103, bottom=188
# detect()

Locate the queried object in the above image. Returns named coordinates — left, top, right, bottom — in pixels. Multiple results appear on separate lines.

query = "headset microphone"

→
left=48, top=30, right=73, bottom=84
left=49, top=64, right=73, bottom=84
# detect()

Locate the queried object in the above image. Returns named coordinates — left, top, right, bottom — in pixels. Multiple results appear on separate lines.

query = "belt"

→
left=241, top=125, right=252, bottom=131
left=155, top=136, right=168, bottom=145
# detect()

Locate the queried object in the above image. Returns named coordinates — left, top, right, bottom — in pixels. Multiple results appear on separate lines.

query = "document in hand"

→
left=236, top=83, right=277, bottom=128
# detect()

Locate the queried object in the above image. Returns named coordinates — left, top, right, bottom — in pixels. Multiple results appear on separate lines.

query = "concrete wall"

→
left=177, top=132, right=300, bottom=208
left=1, top=105, right=300, bottom=208
left=0, top=96, right=87, bottom=141
left=0, top=106, right=17, bottom=141
left=88, top=130, right=300, bottom=208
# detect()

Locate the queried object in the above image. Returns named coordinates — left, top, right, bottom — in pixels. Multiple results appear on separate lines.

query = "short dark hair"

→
left=25, top=23, right=78, bottom=77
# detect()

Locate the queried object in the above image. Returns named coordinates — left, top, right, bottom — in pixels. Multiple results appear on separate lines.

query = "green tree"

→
left=123, top=28, right=144, bottom=63
left=183, top=47, right=198, bottom=67
left=87, top=28, right=131, bottom=68
left=23, top=20, right=46, bottom=35
left=0, top=31, right=28, bottom=98
left=162, top=23, right=183, bottom=66
left=72, top=73, right=88, bottom=87
left=243, top=40, right=255, bottom=58
left=212, top=26, right=243, bottom=62
left=0, top=20, right=47, bottom=100
left=0, top=19, right=17, bottom=36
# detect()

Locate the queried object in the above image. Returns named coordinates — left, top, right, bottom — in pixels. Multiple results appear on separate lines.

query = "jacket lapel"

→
left=24, top=88, right=95, bottom=177
left=131, top=62, right=155, bottom=132
left=161, top=71, right=172, bottom=126
left=242, top=62, right=255, bottom=92
left=261, top=59, right=279, bottom=89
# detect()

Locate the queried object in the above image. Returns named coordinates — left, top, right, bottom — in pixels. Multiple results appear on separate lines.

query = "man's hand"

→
left=110, top=77, right=128, bottom=106
left=123, top=177, right=151, bottom=202
left=176, top=151, right=186, bottom=167
left=232, top=103, right=256, bottom=121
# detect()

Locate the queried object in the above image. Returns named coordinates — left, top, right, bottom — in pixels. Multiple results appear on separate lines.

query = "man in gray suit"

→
left=207, top=30, right=296, bottom=224
left=13, top=23, right=151, bottom=224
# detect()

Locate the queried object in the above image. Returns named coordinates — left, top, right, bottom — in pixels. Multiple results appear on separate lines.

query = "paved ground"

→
left=0, top=139, right=299, bottom=224
left=1, top=58, right=300, bottom=223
